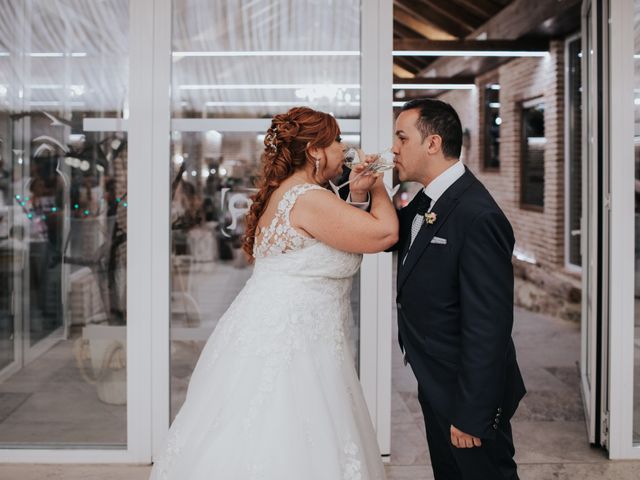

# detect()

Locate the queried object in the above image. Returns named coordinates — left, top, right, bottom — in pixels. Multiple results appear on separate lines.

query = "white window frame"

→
left=607, top=0, right=640, bottom=459
left=359, top=0, right=393, bottom=457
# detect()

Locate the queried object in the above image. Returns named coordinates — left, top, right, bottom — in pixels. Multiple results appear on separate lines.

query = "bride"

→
left=150, top=107, right=398, bottom=480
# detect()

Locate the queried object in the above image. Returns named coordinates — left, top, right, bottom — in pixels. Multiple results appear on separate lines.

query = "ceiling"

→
left=393, top=0, right=514, bottom=78
left=392, top=0, right=581, bottom=100
left=0, top=0, right=580, bottom=119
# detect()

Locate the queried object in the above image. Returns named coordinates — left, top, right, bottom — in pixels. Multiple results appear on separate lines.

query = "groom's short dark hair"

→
left=400, top=98, right=463, bottom=159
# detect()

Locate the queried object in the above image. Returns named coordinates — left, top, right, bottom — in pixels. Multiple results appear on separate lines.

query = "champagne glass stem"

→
left=329, top=164, right=375, bottom=194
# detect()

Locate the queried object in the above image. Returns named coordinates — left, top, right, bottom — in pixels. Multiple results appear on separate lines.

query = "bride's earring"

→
left=314, top=158, right=320, bottom=175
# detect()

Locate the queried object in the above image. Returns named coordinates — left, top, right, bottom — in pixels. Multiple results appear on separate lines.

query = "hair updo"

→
left=242, top=107, right=340, bottom=260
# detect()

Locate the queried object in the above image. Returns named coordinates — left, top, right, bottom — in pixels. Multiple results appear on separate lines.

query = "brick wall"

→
left=438, top=40, right=566, bottom=269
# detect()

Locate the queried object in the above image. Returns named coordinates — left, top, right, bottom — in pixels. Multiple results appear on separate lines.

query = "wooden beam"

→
left=393, top=7, right=457, bottom=40
left=415, top=0, right=580, bottom=78
left=394, top=38, right=550, bottom=54
left=393, top=76, right=476, bottom=85
left=450, top=0, right=502, bottom=19
left=393, top=54, right=430, bottom=73
left=466, top=0, right=581, bottom=40
left=393, top=64, right=415, bottom=79
left=419, top=0, right=485, bottom=32
left=393, top=57, right=420, bottom=75
left=393, top=20, right=423, bottom=39
left=395, top=0, right=469, bottom=39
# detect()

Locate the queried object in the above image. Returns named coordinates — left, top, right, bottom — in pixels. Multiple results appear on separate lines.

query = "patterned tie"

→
left=403, top=190, right=431, bottom=264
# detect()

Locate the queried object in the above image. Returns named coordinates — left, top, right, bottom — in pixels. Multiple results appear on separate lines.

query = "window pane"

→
left=521, top=102, right=545, bottom=208
left=0, top=0, right=129, bottom=447
left=568, top=38, right=582, bottom=268
left=483, top=84, right=501, bottom=169
left=169, top=0, right=362, bottom=421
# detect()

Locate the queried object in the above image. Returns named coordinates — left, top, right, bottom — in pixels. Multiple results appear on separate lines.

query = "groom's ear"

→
left=426, top=134, right=443, bottom=155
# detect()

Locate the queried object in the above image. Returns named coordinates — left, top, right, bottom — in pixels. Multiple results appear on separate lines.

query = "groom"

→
left=390, top=99, right=526, bottom=480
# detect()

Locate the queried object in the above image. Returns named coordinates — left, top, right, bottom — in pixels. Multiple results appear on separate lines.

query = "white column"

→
left=360, top=0, right=393, bottom=456
left=126, top=0, right=157, bottom=463
left=149, top=0, right=173, bottom=463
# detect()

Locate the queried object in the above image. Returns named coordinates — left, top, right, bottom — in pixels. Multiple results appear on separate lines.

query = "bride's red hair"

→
left=243, top=107, right=340, bottom=260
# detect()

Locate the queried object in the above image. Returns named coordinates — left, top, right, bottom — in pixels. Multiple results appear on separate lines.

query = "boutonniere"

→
left=424, top=212, right=437, bottom=225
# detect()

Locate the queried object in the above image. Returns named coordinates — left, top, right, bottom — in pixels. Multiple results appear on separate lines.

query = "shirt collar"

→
left=423, top=160, right=465, bottom=204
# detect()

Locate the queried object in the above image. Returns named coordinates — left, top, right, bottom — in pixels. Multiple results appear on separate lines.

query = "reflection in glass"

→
left=169, top=0, right=362, bottom=420
left=0, top=0, right=129, bottom=447
left=521, top=101, right=545, bottom=209
left=567, top=37, right=582, bottom=268
left=483, top=84, right=500, bottom=170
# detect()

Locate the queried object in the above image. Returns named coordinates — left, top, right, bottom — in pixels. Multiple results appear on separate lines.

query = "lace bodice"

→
left=253, top=183, right=323, bottom=258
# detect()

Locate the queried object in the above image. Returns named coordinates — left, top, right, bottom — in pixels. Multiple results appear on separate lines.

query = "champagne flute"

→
left=329, top=147, right=399, bottom=196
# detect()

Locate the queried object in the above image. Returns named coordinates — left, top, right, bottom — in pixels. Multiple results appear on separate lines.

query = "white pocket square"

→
left=431, top=236, right=447, bottom=245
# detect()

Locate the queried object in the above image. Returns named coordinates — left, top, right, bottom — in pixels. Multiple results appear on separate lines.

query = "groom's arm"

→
left=453, top=210, right=515, bottom=440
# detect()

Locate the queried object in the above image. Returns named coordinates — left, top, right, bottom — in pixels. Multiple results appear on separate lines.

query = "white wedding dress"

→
left=150, top=183, right=386, bottom=480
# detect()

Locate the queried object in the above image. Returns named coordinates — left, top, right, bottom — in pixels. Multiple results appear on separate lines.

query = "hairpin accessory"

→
left=264, top=127, right=279, bottom=154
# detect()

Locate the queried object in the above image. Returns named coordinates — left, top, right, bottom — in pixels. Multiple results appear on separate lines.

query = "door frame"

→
left=607, top=0, right=640, bottom=459
left=0, top=0, right=155, bottom=463
left=150, top=0, right=395, bottom=463
left=580, top=0, right=605, bottom=447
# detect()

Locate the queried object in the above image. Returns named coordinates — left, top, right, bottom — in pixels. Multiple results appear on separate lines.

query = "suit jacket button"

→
left=397, top=303, right=402, bottom=310
left=492, top=423, right=498, bottom=430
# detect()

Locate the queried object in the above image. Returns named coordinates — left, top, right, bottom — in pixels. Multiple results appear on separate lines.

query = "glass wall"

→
left=0, top=0, right=128, bottom=446
left=521, top=99, right=546, bottom=209
left=483, top=83, right=500, bottom=170
left=567, top=36, right=582, bottom=269
left=169, top=0, right=363, bottom=420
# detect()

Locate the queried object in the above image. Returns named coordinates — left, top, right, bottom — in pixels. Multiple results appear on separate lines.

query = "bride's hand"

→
left=349, top=154, right=378, bottom=196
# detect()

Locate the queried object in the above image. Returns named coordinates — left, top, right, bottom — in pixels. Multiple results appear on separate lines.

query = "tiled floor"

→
left=386, top=307, right=640, bottom=479
left=2, top=308, right=640, bottom=478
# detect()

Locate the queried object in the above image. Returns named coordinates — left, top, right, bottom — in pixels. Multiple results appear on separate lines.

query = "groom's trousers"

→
left=418, top=387, right=519, bottom=480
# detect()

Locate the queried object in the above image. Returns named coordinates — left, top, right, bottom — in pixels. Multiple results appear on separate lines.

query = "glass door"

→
left=153, top=0, right=395, bottom=458
left=0, top=0, right=130, bottom=449
left=166, top=0, right=364, bottom=420
left=580, top=0, right=602, bottom=446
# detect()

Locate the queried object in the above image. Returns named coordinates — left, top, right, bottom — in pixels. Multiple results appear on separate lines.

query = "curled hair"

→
left=243, top=107, right=340, bottom=260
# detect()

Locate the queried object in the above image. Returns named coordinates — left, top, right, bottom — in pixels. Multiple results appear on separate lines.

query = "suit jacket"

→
left=393, top=167, right=526, bottom=440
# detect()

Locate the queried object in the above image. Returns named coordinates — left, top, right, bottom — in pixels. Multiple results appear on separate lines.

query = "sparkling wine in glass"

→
left=329, top=147, right=398, bottom=196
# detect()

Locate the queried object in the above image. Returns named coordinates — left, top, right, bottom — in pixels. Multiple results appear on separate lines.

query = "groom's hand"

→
left=450, top=425, right=482, bottom=448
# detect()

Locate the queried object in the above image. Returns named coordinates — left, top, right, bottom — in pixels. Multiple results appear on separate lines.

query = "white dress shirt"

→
left=406, top=160, right=465, bottom=254
left=423, top=160, right=465, bottom=214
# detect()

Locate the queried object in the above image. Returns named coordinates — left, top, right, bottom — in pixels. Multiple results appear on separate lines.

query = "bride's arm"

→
left=291, top=177, right=399, bottom=254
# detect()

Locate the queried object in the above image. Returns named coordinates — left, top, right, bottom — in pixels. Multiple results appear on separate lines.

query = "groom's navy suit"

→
left=393, top=167, right=526, bottom=480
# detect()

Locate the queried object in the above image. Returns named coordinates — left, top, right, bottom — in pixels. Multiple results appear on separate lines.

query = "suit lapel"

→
left=398, top=190, right=425, bottom=258
left=397, top=168, right=477, bottom=291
